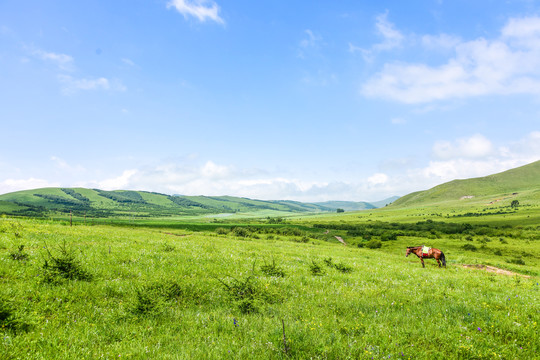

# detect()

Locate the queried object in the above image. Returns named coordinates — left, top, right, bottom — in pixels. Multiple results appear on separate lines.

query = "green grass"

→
left=1, top=212, right=538, bottom=359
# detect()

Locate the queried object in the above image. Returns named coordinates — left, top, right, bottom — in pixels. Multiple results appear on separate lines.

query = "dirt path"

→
left=335, top=236, right=347, bottom=246
left=462, top=264, right=531, bottom=278
left=162, top=232, right=189, bottom=237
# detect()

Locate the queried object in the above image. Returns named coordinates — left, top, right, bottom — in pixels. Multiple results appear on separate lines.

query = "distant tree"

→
left=511, top=200, right=519, bottom=209
left=336, top=208, right=345, bottom=213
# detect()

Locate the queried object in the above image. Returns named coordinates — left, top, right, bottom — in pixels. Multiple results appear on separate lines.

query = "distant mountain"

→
left=368, top=196, right=400, bottom=208
left=313, top=201, right=376, bottom=211
left=390, top=160, right=540, bottom=208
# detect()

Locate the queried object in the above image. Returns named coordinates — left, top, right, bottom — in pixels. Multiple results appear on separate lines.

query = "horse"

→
left=406, top=246, right=446, bottom=268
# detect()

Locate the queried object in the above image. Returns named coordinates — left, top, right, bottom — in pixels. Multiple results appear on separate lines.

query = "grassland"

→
left=1, top=206, right=538, bottom=359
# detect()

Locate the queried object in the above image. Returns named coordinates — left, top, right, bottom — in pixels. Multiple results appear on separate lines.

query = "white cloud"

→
left=99, top=169, right=138, bottom=190
left=0, top=178, right=60, bottom=194
left=29, top=48, right=74, bottom=71
left=432, top=134, right=494, bottom=160
left=373, top=12, right=404, bottom=51
left=421, top=34, right=461, bottom=50
left=167, top=0, right=225, bottom=24
left=298, top=29, right=324, bottom=59
left=361, top=16, right=540, bottom=103
left=349, top=12, right=404, bottom=61
left=58, top=75, right=126, bottom=94
left=391, top=117, right=406, bottom=125
left=200, top=161, right=230, bottom=179
left=121, top=58, right=136, bottom=67
left=368, top=173, right=389, bottom=185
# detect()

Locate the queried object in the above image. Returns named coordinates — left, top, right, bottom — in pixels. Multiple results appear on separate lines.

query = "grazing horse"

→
left=406, top=246, right=446, bottom=268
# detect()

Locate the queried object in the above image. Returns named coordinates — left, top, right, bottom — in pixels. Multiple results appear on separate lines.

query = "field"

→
left=1, top=207, right=539, bottom=360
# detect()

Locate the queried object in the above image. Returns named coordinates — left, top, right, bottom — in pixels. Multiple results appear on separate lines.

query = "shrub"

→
left=232, top=227, right=250, bottom=238
left=215, top=227, right=229, bottom=235
left=494, top=250, right=503, bottom=256
left=309, top=260, right=325, bottom=276
left=42, top=242, right=93, bottom=282
left=161, top=243, right=175, bottom=252
left=260, top=259, right=286, bottom=277
left=217, top=273, right=277, bottom=314
left=9, top=245, right=29, bottom=261
left=131, top=287, right=164, bottom=315
left=462, top=244, right=477, bottom=251
left=499, top=237, right=508, bottom=244
left=131, top=280, right=197, bottom=315
left=506, top=257, right=525, bottom=265
left=0, top=296, right=30, bottom=333
left=365, top=239, right=382, bottom=249
left=323, top=257, right=334, bottom=267
left=334, top=262, right=353, bottom=273
left=381, top=232, right=397, bottom=241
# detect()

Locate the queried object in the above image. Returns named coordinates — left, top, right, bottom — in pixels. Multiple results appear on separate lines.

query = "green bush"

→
left=232, top=227, right=250, bottom=238
left=42, top=242, right=93, bottom=282
left=309, top=260, right=325, bottom=276
left=365, top=239, right=382, bottom=249
left=9, top=245, right=29, bottom=261
left=506, top=257, right=525, bottom=265
left=462, top=244, right=477, bottom=251
left=260, top=259, right=286, bottom=277
left=217, top=273, right=278, bottom=314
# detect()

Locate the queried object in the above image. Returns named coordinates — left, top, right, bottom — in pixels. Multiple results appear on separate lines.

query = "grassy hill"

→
left=0, top=188, right=340, bottom=218
left=391, top=160, right=540, bottom=209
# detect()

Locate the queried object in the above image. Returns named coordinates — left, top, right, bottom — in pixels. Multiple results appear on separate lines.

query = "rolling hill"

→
left=0, top=188, right=395, bottom=218
left=390, top=160, right=540, bottom=209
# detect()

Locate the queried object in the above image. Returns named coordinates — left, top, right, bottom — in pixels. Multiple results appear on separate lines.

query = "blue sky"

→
left=1, top=0, right=540, bottom=202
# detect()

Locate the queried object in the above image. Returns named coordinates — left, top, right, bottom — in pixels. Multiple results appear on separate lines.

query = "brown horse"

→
left=406, top=246, right=446, bottom=268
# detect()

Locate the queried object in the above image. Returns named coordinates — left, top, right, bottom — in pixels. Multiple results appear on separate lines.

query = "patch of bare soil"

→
left=462, top=264, right=530, bottom=278
left=335, top=236, right=347, bottom=245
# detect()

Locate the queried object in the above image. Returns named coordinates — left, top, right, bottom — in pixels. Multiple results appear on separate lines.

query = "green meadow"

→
left=1, top=208, right=538, bottom=359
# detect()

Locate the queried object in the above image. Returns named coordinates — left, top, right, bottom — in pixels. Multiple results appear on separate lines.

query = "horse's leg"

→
left=421, top=258, right=425, bottom=268
left=436, top=258, right=441, bottom=267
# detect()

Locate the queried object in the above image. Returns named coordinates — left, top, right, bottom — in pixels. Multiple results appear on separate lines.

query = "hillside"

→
left=0, top=188, right=337, bottom=217
left=391, top=160, right=540, bottom=209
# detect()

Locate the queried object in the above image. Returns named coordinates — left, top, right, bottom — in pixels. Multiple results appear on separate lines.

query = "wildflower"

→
left=477, top=327, right=482, bottom=332
left=233, top=318, right=238, bottom=327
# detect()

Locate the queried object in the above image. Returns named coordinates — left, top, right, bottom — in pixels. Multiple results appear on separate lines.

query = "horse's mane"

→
left=407, top=246, right=422, bottom=249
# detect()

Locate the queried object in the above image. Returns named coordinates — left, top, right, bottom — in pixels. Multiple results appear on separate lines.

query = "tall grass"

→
left=0, top=217, right=538, bottom=359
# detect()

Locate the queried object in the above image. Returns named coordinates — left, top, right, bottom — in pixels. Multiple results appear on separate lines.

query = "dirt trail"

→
left=462, top=264, right=531, bottom=278
left=163, top=232, right=189, bottom=237
left=335, top=236, right=347, bottom=245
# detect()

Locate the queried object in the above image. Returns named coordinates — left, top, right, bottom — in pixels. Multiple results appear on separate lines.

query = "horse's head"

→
left=405, top=247, right=416, bottom=257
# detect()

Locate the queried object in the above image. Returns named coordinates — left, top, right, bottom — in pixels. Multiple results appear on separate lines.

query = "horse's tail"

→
left=441, top=251, right=446, bottom=268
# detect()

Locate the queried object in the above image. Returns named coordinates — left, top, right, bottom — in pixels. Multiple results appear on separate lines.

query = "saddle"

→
left=421, top=246, right=431, bottom=257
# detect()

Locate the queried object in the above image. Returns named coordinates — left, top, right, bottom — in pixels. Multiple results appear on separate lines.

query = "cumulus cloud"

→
left=349, top=12, right=404, bottom=61
left=368, top=173, right=389, bottom=185
left=361, top=16, right=540, bottom=103
left=167, top=0, right=225, bottom=24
